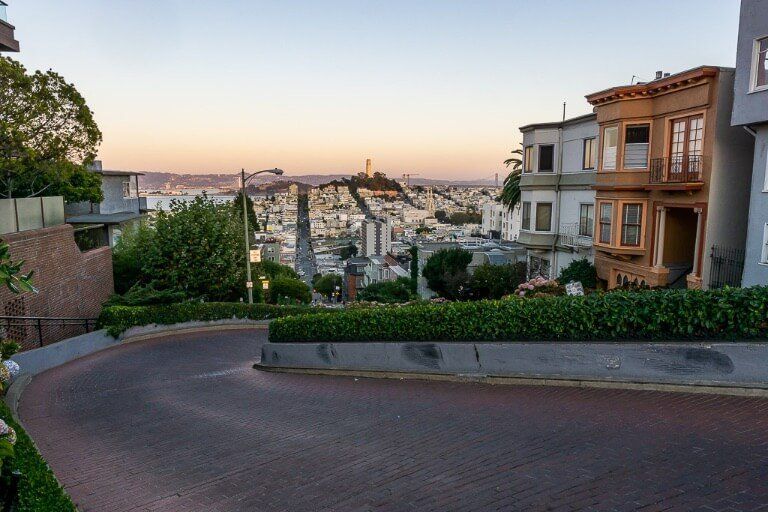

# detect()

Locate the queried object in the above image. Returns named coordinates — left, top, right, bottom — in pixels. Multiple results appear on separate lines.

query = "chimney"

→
left=663, top=72, right=671, bottom=78
left=365, top=158, right=372, bottom=177
left=655, top=70, right=663, bottom=80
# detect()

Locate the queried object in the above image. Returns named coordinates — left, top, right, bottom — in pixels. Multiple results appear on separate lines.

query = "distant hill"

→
left=137, top=171, right=496, bottom=190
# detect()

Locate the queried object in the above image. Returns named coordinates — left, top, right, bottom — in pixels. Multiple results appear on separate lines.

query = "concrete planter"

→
left=260, top=341, right=768, bottom=390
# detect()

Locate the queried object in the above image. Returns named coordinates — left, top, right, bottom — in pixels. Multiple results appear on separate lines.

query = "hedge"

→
left=0, top=402, right=76, bottom=511
left=99, top=302, right=320, bottom=337
left=269, top=287, right=768, bottom=343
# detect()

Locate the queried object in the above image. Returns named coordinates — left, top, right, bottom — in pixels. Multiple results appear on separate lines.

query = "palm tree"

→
left=500, top=147, right=522, bottom=211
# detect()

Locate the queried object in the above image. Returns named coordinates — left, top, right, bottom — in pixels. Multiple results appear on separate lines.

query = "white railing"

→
left=559, top=222, right=592, bottom=248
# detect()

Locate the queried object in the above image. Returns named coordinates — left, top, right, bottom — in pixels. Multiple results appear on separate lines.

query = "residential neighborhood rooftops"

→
left=65, top=212, right=143, bottom=225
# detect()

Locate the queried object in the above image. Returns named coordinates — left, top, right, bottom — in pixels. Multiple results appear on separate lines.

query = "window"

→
left=623, top=124, right=650, bottom=169
left=669, top=115, right=704, bottom=178
left=524, top=146, right=534, bottom=173
left=122, top=181, right=131, bottom=198
left=599, top=202, right=613, bottom=244
left=762, top=224, right=768, bottom=264
left=753, top=36, right=768, bottom=91
left=579, top=204, right=594, bottom=237
left=538, top=145, right=554, bottom=172
left=583, top=138, right=597, bottom=170
left=521, top=202, right=531, bottom=230
left=535, top=202, right=552, bottom=231
left=621, top=203, right=643, bottom=246
left=602, top=126, right=618, bottom=170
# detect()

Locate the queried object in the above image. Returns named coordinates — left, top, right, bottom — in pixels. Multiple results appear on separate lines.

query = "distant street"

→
left=19, top=329, right=768, bottom=512
left=295, top=194, right=317, bottom=286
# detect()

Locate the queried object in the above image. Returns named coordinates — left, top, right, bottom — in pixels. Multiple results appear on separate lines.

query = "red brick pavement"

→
left=18, top=329, right=768, bottom=511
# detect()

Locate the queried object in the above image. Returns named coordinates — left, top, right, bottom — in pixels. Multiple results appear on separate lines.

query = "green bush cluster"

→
left=269, top=287, right=768, bottom=343
left=0, top=402, right=76, bottom=512
left=99, top=302, right=318, bottom=337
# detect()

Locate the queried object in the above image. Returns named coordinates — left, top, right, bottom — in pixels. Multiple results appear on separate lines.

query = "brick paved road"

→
left=18, top=329, right=768, bottom=511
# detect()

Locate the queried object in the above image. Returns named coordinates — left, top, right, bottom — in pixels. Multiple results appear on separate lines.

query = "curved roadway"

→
left=19, top=329, right=768, bottom=511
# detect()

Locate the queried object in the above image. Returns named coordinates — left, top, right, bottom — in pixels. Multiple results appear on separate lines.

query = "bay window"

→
left=535, top=202, right=552, bottom=231
left=623, top=124, right=650, bottom=169
left=579, top=204, right=594, bottom=237
left=753, top=36, right=768, bottom=91
left=524, top=146, right=534, bottom=173
left=538, top=145, right=554, bottom=172
left=599, top=202, right=613, bottom=244
left=521, top=202, right=531, bottom=230
left=602, top=126, right=618, bottom=170
left=621, top=203, right=643, bottom=246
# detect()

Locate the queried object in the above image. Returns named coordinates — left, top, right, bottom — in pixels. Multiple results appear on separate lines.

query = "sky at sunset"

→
left=9, top=0, right=741, bottom=180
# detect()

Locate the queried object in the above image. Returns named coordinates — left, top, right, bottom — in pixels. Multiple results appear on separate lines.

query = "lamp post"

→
left=240, top=168, right=283, bottom=303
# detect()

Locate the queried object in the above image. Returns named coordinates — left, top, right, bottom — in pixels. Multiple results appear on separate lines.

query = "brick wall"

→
left=0, top=224, right=113, bottom=350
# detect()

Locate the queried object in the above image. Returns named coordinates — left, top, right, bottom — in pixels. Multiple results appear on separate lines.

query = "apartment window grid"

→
left=524, top=146, right=534, bottom=173
left=579, top=204, right=594, bottom=237
left=599, top=202, right=613, bottom=244
left=582, top=138, right=597, bottom=170
left=521, top=202, right=531, bottom=230
left=538, top=145, right=554, bottom=173
left=621, top=203, right=643, bottom=246
left=762, top=223, right=768, bottom=264
left=535, top=202, right=552, bottom=232
left=753, top=36, right=768, bottom=91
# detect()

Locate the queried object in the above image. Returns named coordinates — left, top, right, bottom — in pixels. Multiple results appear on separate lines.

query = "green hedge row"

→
left=0, top=402, right=77, bottom=512
left=99, top=302, right=319, bottom=337
left=269, top=287, right=768, bottom=343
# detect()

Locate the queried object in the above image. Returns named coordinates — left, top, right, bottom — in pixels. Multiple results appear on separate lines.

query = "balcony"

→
left=649, top=156, right=704, bottom=185
left=559, top=223, right=593, bottom=249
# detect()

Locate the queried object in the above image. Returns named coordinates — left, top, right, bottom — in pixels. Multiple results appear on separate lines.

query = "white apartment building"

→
left=361, top=217, right=393, bottom=256
left=481, top=202, right=521, bottom=241
left=518, top=113, right=598, bottom=278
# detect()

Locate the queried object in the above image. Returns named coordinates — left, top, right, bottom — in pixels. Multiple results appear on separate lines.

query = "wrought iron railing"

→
left=0, top=316, right=98, bottom=351
left=649, top=155, right=704, bottom=184
left=559, top=222, right=593, bottom=248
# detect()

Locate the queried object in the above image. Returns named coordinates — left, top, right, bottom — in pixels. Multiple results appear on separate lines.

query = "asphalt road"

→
left=19, top=329, right=768, bottom=512
left=296, top=194, right=317, bottom=286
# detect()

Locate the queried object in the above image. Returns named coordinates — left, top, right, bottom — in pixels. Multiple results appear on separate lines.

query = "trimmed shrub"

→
left=269, top=287, right=768, bottom=343
left=0, top=401, right=76, bottom=511
left=98, top=302, right=319, bottom=337
left=558, top=259, right=598, bottom=290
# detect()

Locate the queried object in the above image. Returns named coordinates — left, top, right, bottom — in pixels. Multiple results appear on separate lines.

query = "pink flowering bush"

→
left=512, top=276, right=564, bottom=298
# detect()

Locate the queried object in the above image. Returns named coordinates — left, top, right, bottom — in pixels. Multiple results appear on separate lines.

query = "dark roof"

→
left=66, top=212, right=143, bottom=225
left=99, top=170, right=144, bottom=177
left=519, top=112, right=597, bottom=133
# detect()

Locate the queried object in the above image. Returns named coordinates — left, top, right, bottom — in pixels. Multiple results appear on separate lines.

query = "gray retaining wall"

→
left=260, top=341, right=768, bottom=389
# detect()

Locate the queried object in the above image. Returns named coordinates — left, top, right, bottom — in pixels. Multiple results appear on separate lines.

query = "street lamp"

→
left=240, top=168, right=284, bottom=304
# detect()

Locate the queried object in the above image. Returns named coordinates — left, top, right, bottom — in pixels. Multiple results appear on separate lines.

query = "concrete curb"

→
left=260, top=340, right=768, bottom=396
left=120, top=320, right=270, bottom=342
left=254, top=362, right=768, bottom=398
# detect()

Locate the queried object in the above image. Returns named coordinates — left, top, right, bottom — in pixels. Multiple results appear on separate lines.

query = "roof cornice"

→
left=585, top=67, right=720, bottom=106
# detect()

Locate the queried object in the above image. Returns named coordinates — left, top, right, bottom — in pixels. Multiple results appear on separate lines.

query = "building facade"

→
left=361, top=217, right=392, bottom=256
left=586, top=66, right=754, bottom=289
left=518, top=113, right=599, bottom=278
left=732, top=0, right=768, bottom=286
left=0, top=1, right=19, bottom=53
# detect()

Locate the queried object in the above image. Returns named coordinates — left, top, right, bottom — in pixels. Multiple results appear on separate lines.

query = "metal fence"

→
left=0, top=316, right=97, bottom=352
left=708, top=245, right=745, bottom=289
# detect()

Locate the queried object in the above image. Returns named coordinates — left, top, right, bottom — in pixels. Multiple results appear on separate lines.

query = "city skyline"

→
left=11, top=0, right=741, bottom=179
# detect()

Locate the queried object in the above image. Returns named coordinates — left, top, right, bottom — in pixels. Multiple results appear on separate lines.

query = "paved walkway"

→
left=18, top=329, right=768, bottom=511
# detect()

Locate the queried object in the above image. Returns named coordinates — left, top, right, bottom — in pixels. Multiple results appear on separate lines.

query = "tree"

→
left=434, top=210, right=448, bottom=223
left=232, top=191, right=260, bottom=240
left=112, top=195, right=251, bottom=302
left=448, top=211, right=482, bottom=225
left=408, top=245, right=419, bottom=294
left=500, top=146, right=523, bottom=211
left=468, top=262, right=527, bottom=300
left=0, top=240, right=35, bottom=294
left=268, top=277, right=311, bottom=305
left=0, top=57, right=103, bottom=202
left=339, top=244, right=358, bottom=260
left=253, top=260, right=299, bottom=280
left=358, top=278, right=415, bottom=303
left=422, top=248, right=472, bottom=300
left=314, top=274, right=342, bottom=300
left=558, top=259, right=598, bottom=289
left=111, top=221, right=155, bottom=294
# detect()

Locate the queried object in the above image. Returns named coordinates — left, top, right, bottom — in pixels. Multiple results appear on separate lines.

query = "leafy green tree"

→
left=434, top=210, right=448, bottom=223
left=232, top=191, right=260, bottom=238
left=422, top=248, right=472, bottom=300
left=415, top=226, right=434, bottom=234
left=339, top=244, right=358, bottom=260
left=268, top=277, right=311, bottom=304
left=358, top=277, right=415, bottom=303
left=111, top=221, right=155, bottom=294
left=112, top=196, right=250, bottom=302
left=448, top=211, right=482, bottom=225
left=0, top=57, right=103, bottom=202
left=254, top=260, right=299, bottom=280
left=558, top=259, right=598, bottom=289
left=468, top=262, right=527, bottom=299
left=0, top=240, right=35, bottom=294
left=314, top=274, right=342, bottom=300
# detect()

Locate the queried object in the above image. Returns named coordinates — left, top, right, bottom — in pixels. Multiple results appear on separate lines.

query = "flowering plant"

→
left=512, top=276, right=564, bottom=298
